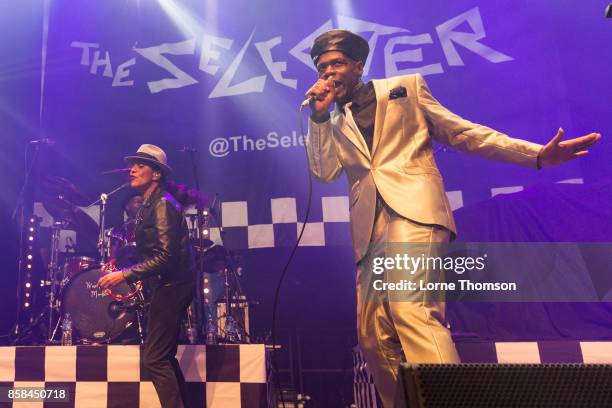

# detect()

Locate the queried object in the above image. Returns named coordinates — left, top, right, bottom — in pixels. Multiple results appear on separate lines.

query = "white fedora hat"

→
left=123, top=144, right=172, bottom=175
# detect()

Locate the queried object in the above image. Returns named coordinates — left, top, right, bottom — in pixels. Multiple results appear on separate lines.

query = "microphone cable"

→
left=269, top=103, right=315, bottom=407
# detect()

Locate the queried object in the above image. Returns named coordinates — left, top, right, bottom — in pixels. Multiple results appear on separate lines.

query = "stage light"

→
left=202, top=228, right=210, bottom=236
left=25, top=293, right=30, bottom=297
left=27, top=264, right=32, bottom=269
left=203, top=210, right=209, bottom=216
left=28, top=236, right=34, bottom=241
left=204, top=277, right=209, bottom=283
left=157, top=0, right=202, bottom=38
left=24, top=302, right=30, bottom=308
left=204, top=288, right=210, bottom=294
left=29, top=218, right=35, bottom=223
left=29, top=227, right=34, bottom=232
left=333, top=0, right=355, bottom=17
left=27, top=254, right=32, bottom=260
left=25, top=282, right=31, bottom=288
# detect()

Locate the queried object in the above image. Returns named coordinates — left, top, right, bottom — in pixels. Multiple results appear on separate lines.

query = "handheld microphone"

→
left=300, top=96, right=315, bottom=108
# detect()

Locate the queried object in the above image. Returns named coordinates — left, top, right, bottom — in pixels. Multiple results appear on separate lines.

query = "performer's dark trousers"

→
left=143, top=280, right=195, bottom=408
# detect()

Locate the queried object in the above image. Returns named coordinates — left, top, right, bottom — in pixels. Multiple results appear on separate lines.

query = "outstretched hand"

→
left=538, top=128, right=601, bottom=168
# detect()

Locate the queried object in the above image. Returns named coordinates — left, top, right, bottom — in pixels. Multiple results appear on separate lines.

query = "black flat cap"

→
left=310, top=29, right=369, bottom=65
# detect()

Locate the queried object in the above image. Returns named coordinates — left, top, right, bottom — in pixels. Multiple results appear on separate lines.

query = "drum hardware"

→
left=16, top=169, right=258, bottom=346
left=108, top=220, right=140, bottom=268
left=216, top=294, right=254, bottom=343
left=85, top=182, right=129, bottom=263
left=219, top=261, right=250, bottom=343
left=57, top=181, right=148, bottom=345
left=15, top=220, right=67, bottom=345
left=134, top=291, right=146, bottom=345
left=195, top=244, right=228, bottom=274
left=59, top=266, right=143, bottom=344
left=41, top=176, right=91, bottom=207
left=180, top=148, right=212, bottom=344
left=12, top=173, right=99, bottom=344
left=13, top=174, right=151, bottom=346
left=47, top=221, right=67, bottom=342
left=200, top=195, right=252, bottom=344
left=185, top=306, right=198, bottom=345
left=41, top=196, right=99, bottom=243
left=41, top=179, right=98, bottom=334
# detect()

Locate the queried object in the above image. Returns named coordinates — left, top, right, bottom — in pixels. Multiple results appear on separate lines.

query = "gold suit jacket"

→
left=306, top=74, right=542, bottom=263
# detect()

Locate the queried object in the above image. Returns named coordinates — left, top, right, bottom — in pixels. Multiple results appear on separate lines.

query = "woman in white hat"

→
left=99, top=144, right=194, bottom=408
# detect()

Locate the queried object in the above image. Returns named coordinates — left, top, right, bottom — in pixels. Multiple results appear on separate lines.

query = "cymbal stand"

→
left=134, top=290, right=146, bottom=345
left=185, top=206, right=209, bottom=344
left=197, top=207, right=210, bottom=326
left=207, top=197, right=247, bottom=343
left=221, top=266, right=239, bottom=343
left=47, top=221, right=64, bottom=342
left=184, top=147, right=205, bottom=343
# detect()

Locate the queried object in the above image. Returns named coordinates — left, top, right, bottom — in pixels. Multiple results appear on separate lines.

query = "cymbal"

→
left=41, top=176, right=90, bottom=207
left=195, top=244, right=227, bottom=274
left=42, top=195, right=99, bottom=237
left=191, top=238, right=215, bottom=251
left=101, top=167, right=130, bottom=175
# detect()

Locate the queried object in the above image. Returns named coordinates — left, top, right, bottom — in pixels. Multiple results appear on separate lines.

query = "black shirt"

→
left=340, top=81, right=377, bottom=153
left=310, top=81, right=378, bottom=154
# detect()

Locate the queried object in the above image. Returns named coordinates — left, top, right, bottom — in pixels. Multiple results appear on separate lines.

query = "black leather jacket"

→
left=122, top=186, right=193, bottom=285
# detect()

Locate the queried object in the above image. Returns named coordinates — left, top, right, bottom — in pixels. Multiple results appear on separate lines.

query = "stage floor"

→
left=0, top=344, right=269, bottom=408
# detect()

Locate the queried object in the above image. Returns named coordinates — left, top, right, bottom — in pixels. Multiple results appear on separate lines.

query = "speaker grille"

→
left=399, top=363, right=612, bottom=407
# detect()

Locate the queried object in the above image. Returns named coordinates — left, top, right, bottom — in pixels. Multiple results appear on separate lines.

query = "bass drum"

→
left=63, top=256, right=98, bottom=280
left=60, top=267, right=136, bottom=343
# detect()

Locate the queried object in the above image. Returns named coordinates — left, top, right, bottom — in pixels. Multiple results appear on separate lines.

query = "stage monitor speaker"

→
left=395, top=363, right=612, bottom=408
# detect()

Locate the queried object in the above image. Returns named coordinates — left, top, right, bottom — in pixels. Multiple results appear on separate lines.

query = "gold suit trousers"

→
left=356, top=201, right=460, bottom=408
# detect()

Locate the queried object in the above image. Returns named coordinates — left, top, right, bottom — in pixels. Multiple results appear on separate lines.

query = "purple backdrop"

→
left=1, top=1, right=611, bottom=402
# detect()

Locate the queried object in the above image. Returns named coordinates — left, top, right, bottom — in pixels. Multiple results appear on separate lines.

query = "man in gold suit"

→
left=304, top=29, right=601, bottom=407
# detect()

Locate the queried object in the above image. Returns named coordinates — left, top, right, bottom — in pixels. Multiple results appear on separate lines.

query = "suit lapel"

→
left=371, top=79, right=388, bottom=158
left=334, top=104, right=371, bottom=161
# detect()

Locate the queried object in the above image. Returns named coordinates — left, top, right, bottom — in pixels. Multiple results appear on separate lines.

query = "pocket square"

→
left=389, top=86, right=407, bottom=100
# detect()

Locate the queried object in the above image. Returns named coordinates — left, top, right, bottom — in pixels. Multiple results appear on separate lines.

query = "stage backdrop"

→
left=2, top=0, right=611, bottom=348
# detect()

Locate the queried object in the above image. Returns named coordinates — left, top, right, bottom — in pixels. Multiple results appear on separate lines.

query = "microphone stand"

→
left=87, top=182, right=129, bottom=263
left=185, top=148, right=204, bottom=343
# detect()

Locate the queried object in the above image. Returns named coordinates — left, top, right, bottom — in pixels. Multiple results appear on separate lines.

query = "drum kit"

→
left=20, top=172, right=251, bottom=346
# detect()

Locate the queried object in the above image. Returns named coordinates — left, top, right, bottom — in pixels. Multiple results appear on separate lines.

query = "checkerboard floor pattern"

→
left=0, top=344, right=268, bottom=408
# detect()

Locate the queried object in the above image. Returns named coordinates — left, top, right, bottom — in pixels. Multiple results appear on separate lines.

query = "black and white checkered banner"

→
left=33, top=177, right=584, bottom=252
